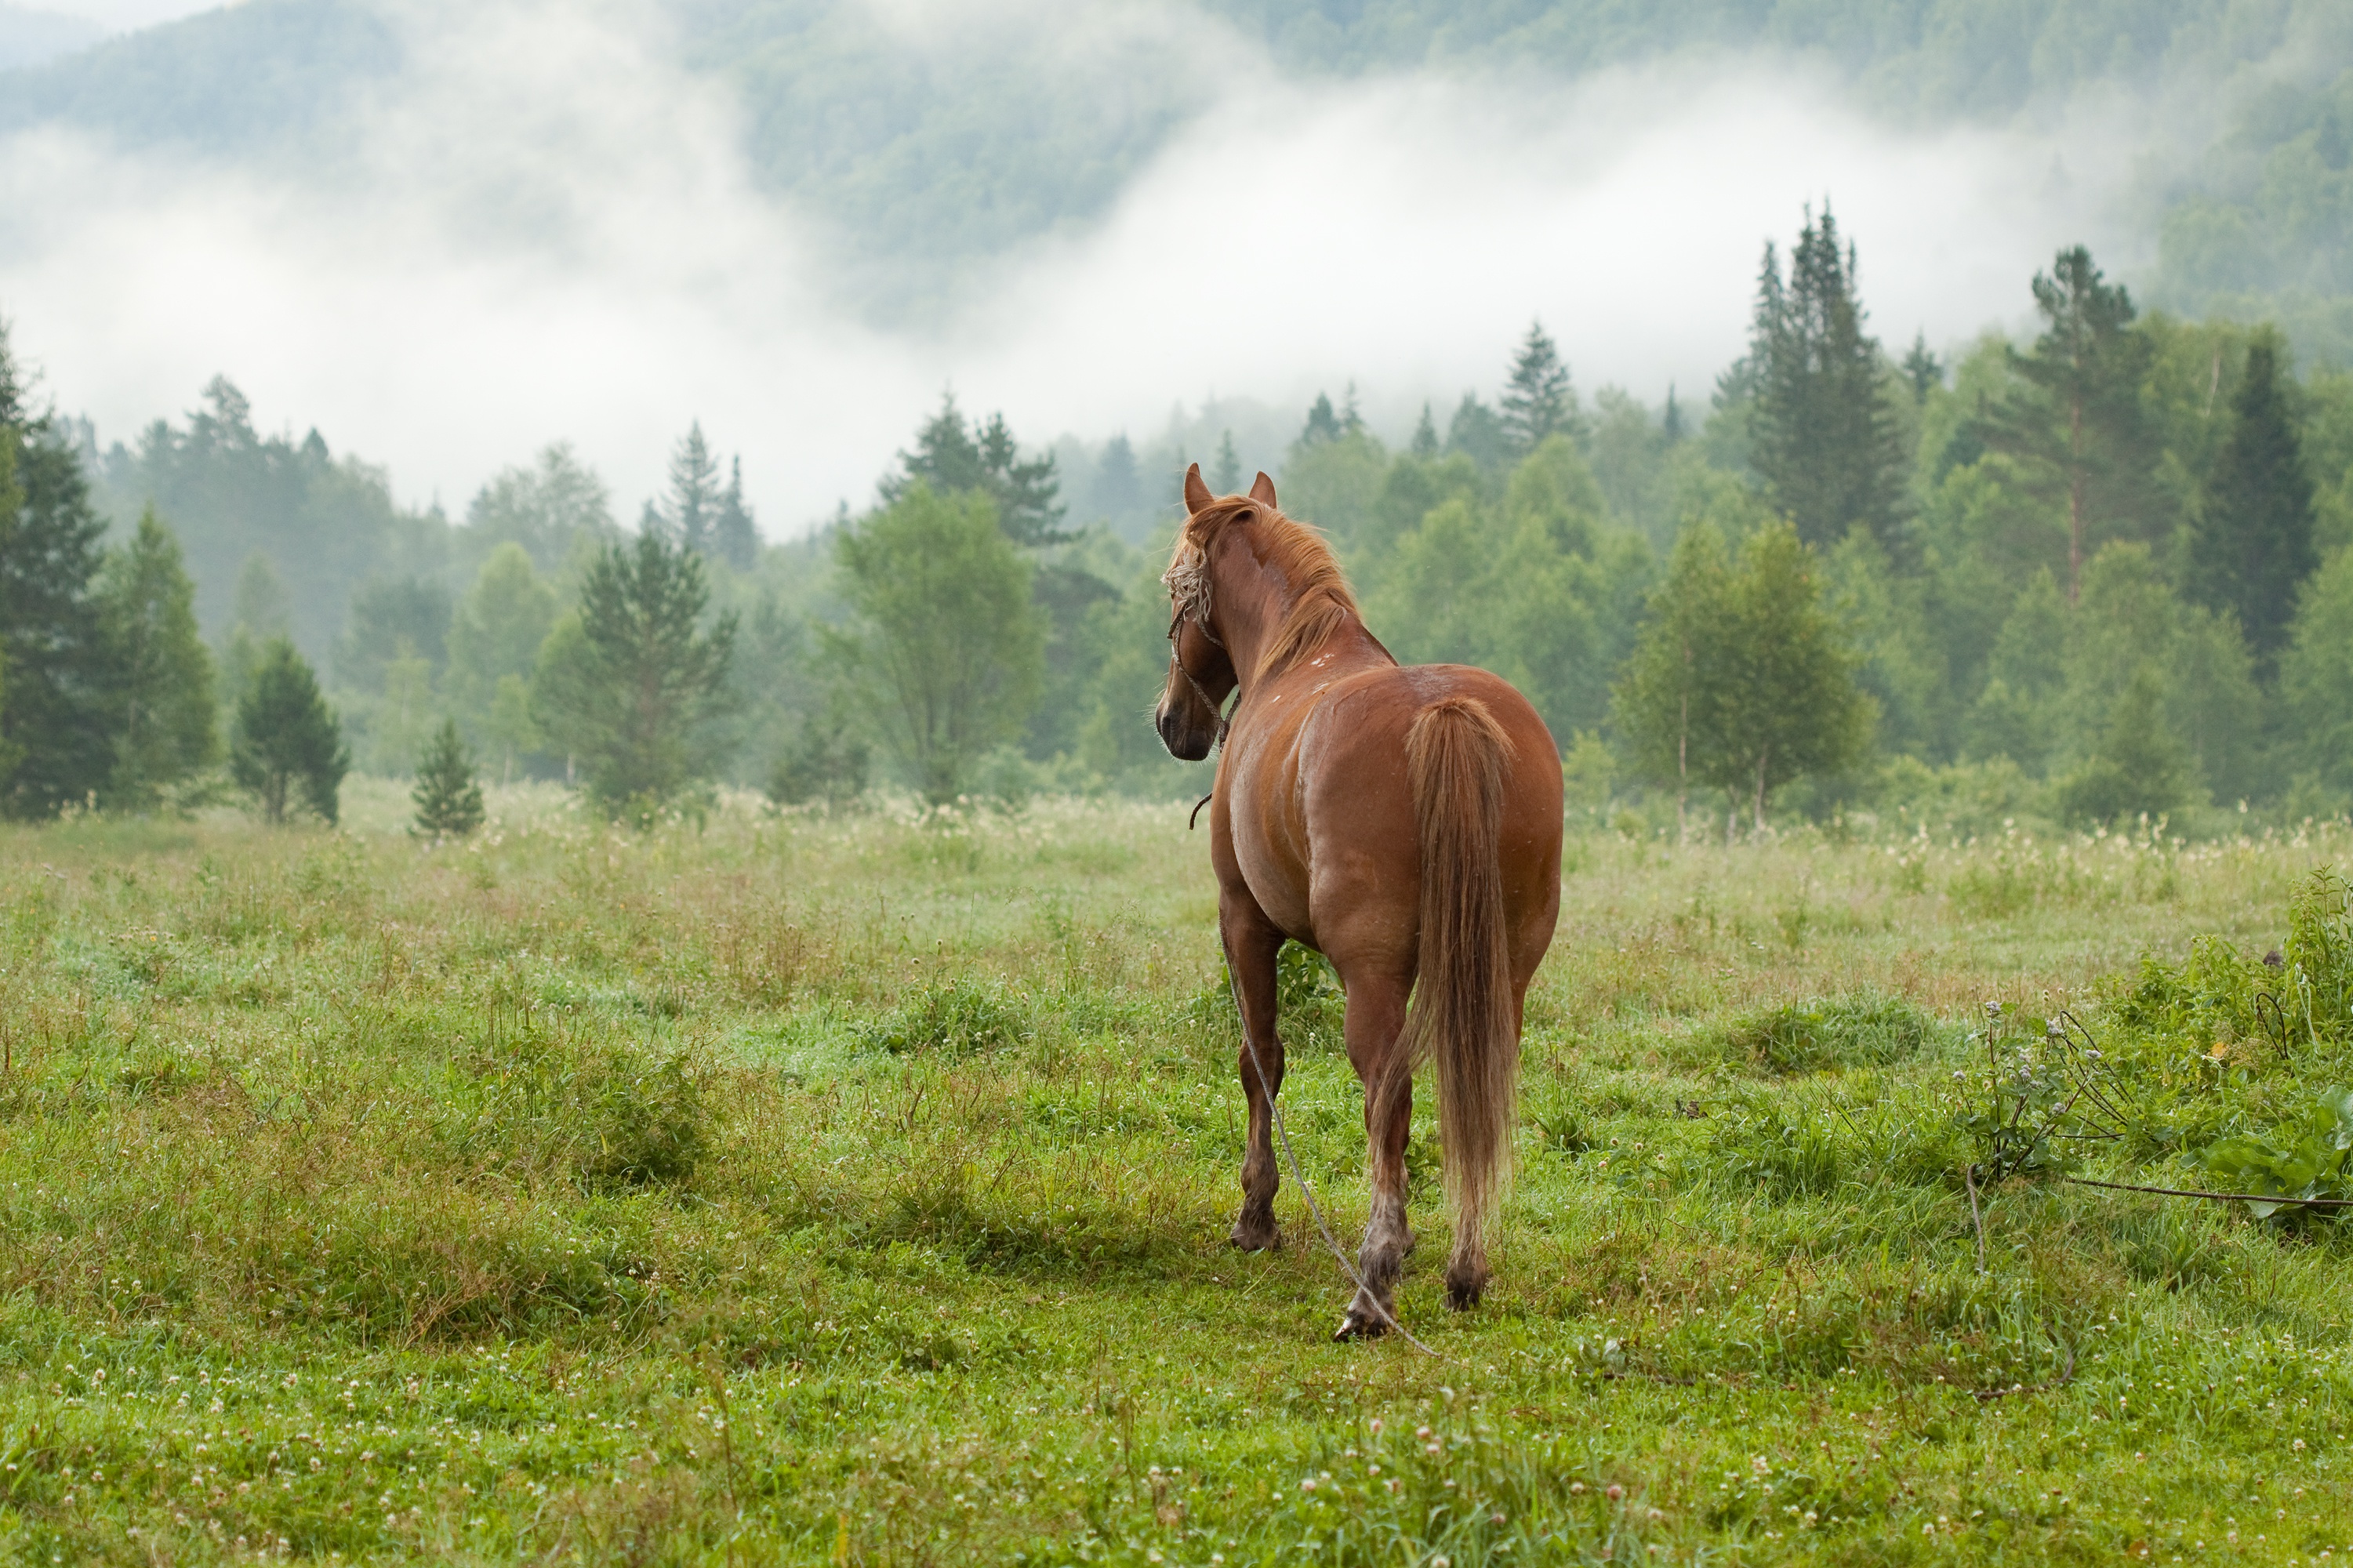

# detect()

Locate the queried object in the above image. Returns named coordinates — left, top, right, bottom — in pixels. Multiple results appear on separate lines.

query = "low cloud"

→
left=0, top=0, right=2133, bottom=534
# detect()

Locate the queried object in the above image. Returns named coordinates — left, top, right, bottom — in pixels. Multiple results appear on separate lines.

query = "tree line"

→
left=4, top=198, right=2351, bottom=832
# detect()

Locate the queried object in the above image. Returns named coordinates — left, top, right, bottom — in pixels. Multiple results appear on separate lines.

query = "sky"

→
left=25, top=0, right=220, bottom=27
left=0, top=0, right=2137, bottom=536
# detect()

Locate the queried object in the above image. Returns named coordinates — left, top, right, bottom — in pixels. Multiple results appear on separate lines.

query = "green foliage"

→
left=768, top=702, right=870, bottom=807
left=882, top=394, right=1068, bottom=546
left=445, top=543, right=557, bottom=779
left=2201, top=1089, right=2353, bottom=1219
left=2193, top=332, right=2319, bottom=667
left=457, top=441, right=619, bottom=580
left=0, top=326, right=118, bottom=818
left=833, top=484, right=1042, bottom=804
left=445, top=1023, right=710, bottom=1192
left=228, top=636, right=348, bottom=825
left=2052, top=666, right=2191, bottom=826
left=530, top=531, right=738, bottom=819
left=1747, top=207, right=1908, bottom=556
left=96, top=508, right=216, bottom=808
left=1499, top=320, right=1582, bottom=456
left=862, top=978, right=1030, bottom=1058
left=410, top=717, right=485, bottom=840
left=1725, top=992, right=1944, bottom=1076
left=1614, top=520, right=1873, bottom=827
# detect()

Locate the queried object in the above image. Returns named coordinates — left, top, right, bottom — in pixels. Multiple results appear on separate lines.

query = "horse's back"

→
left=1295, top=662, right=1562, bottom=979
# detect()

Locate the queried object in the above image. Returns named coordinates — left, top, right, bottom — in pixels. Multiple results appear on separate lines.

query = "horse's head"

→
left=1154, top=463, right=1276, bottom=760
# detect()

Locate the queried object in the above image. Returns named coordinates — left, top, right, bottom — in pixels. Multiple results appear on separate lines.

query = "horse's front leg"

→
left=1335, top=971, right=1413, bottom=1341
left=1222, top=895, right=1287, bottom=1253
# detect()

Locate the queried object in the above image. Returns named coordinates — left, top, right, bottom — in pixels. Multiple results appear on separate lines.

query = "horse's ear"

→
left=1182, top=463, right=1214, bottom=513
left=1249, top=471, right=1278, bottom=506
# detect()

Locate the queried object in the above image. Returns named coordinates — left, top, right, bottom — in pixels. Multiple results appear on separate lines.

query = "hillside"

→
left=2, top=0, right=2348, bottom=352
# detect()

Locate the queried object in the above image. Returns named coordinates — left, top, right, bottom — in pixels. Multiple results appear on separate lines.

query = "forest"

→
left=3, top=206, right=2351, bottom=835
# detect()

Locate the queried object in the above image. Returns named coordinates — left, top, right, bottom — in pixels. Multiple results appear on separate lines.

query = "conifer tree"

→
left=2191, top=335, right=2316, bottom=670
left=1974, top=246, right=2168, bottom=601
left=1408, top=404, right=1440, bottom=459
left=712, top=456, right=759, bottom=569
left=1091, top=434, right=1141, bottom=521
left=1901, top=332, right=1942, bottom=403
left=885, top=395, right=1069, bottom=544
left=411, top=717, right=485, bottom=838
left=1296, top=393, right=1342, bottom=450
left=1614, top=522, right=1732, bottom=841
left=100, top=509, right=216, bottom=808
left=531, top=531, right=737, bottom=818
left=1747, top=206, right=1908, bottom=556
left=231, top=637, right=349, bottom=824
left=1446, top=394, right=1510, bottom=473
left=0, top=324, right=120, bottom=817
left=1212, top=430, right=1244, bottom=493
left=655, top=423, right=724, bottom=554
left=1500, top=321, right=1578, bottom=456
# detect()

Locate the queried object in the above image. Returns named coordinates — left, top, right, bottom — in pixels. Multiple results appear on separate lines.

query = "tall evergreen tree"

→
left=0, top=324, right=119, bottom=817
left=712, top=456, right=760, bottom=569
left=1213, top=429, right=1244, bottom=493
left=1445, top=394, right=1510, bottom=473
left=886, top=394, right=1068, bottom=544
left=230, top=637, right=348, bottom=824
left=1408, top=404, right=1440, bottom=459
left=1974, top=246, right=2169, bottom=602
left=100, top=509, right=216, bottom=808
left=1500, top=321, right=1578, bottom=456
left=652, top=422, right=724, bottom=555
left=531, top=532, right=738, bottom=818
left=1747, top=206, right=1908, bottom=555
left=1296, top=393, right=1342, bottom=450
left=1901, top=332, right=1942, bottom=404
left=2191, top=334, right=2316, bottom=670
left=1091, top=434, right=1141, bottom=521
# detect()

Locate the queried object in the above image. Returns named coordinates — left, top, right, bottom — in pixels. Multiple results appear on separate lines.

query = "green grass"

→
left=5, top=784, right=2353, bottom=1565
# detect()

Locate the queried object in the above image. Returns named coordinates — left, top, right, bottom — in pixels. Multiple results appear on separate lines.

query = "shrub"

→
left=1724, top=992, right=1943, bottom=1075
left=864, top=978, right=1029, bottom=1057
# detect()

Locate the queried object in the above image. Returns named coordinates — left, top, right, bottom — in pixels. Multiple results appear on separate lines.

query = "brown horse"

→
left=1156, top=463, right=1563, bottom=1339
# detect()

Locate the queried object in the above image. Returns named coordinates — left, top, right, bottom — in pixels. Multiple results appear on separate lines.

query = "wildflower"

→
left=1607, top=1484, right=1625, bottom=1501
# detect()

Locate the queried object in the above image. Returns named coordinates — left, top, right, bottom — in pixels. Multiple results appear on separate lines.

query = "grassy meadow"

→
left=6, top=782, right=2353, bottom=1565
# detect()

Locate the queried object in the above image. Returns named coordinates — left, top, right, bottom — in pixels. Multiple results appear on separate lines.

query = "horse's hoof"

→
left=1333, top=1308, right=1392, bottom=1342
left=1443, top=1279, right=1485, bottom=1312
left=1229, top=1221, right=1282, bottom=1253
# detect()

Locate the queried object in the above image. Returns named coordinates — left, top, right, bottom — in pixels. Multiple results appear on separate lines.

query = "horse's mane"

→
left=1164, top=498, right=1366, bottom=681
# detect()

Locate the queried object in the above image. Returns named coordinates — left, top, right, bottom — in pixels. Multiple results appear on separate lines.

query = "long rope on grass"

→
left=1226, top=964, right=1446, bottom=1359
left=2061, top=1174, right=2353, bottom=1210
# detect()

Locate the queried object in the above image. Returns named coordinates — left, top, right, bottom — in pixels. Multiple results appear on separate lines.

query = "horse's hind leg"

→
left=1334, top=972, right=1413, bottom=1341
left=1222, top=898, right=1286, bottom=1253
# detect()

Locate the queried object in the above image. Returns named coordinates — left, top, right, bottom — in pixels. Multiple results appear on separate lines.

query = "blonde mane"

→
left=1163, top=498, right=1365, bottom=683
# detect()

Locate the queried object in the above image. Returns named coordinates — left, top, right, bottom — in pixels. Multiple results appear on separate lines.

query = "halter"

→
left=1167, top=606, right=1234, bottom=750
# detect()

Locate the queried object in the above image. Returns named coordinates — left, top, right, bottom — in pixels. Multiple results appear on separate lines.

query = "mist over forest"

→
left=2, top=0, right=2352, bottom=827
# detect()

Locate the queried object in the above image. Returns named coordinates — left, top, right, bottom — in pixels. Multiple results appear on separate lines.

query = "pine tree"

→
left=0, top=325, right=121, bottom=817
left=2192, top=335, right=2316, bottom=670
left=411, top=717, right=485, bottom=838
left=1296, top=393, right=1342, bottom=450
left=1446, top=394, right=1510, bottom=473
left=1974, top=246, right=2168, bottom=602
left=1901, top=332, right=1942, bottom=404
left=1747, top=206, right=1908, bottom=555
left=1091, top=434, right=1141, bottom=521
left=1500, top=321, right=1578, bottom=456
left=1408, top=405, right=1440, bottom=459
left=709, top=456, right=758, bottom=569
left=654, top=423, right=724, bottom=554
left=884, top=397, right=1068, bottom=545
left=231, top=637, right=349, bottom=824
left=100, top=509, right=216, bottom=808
left=1661, top=387, right=1685, bottom=444
left=530, top=532, right=737, bottom=818
left=1212, top=430, right=1244, bottom=493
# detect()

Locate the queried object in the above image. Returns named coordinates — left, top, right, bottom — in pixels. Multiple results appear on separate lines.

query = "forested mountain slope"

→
left=2, top=0, right=2347, bottom=350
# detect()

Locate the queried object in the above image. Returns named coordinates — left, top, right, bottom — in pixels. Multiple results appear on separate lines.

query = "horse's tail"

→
left=1393, top=695, right=1518, bottom=1302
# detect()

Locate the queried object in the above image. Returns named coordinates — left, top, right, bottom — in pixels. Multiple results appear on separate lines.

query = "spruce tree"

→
left=411, top=717, right=485, bottom=838
left=1091, top=434, right=1141, bottom=521
left=1500, top=321, right=1578, bottom=456
left=231, top=637, right=349, bottom=824
left=1974, top=246, right=2168, bottom=601
left=530, top=531, right=737, bottom=818
left=884, top=397, right=1069, bottom=545
left=1747, top=206, right=1908, bottom=555
left=712, top=456, right=759, bottom=569
left=100, top=509, right=217, bottom=808
left=0, top=325, right=121, bottom=817
left=2192, top=335, right=2316, bottom=670
left=1445, top=394, right=1510, bottom=473
left=1901, top=332, right=1942, bottom=403
left=652, top=423, right=723, bottom=554
left=1407, top=405, right=1440, bottom=459
left=1212, top=430, right=1244, bottom=493
left=1296, top=393, right=1342, bottom=449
